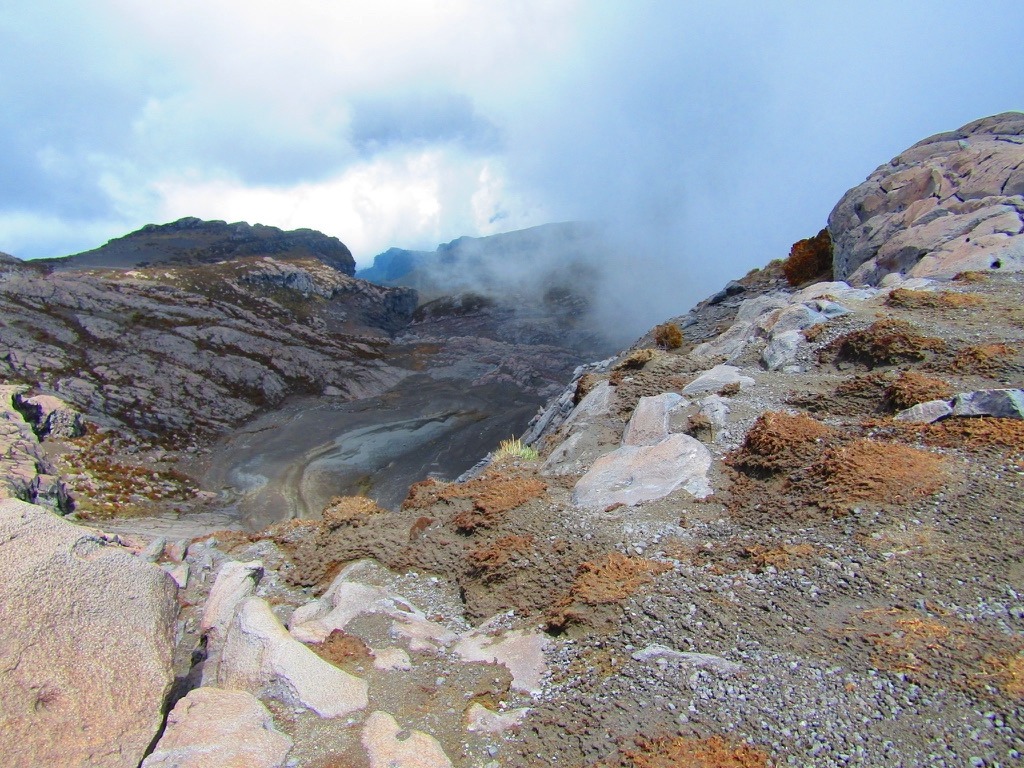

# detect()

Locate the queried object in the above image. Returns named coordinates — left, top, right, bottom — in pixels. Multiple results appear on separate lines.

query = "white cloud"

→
left=144, top=147, right=544, bottom=264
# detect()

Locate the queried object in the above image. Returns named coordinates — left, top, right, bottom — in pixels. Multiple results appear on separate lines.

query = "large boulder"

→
left=141, top=688, right=293, bottom=768
left=829, top=112, right=1024, bottom=284
left=0, top=500, right=178, bottom=768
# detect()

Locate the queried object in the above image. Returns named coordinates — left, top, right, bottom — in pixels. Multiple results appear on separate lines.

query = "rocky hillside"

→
left=45, top=217, right=358, bottom=274
left=1, top=113, right=1022, bottom=768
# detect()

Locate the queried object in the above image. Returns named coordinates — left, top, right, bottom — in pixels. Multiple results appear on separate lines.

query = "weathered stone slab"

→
left=219, top=596, right=369, bottom=719
left=0, top=499, right=177, bottom=768
left=141, top=688, right=292, bottom=768
left=894, top=399, right=954, bottom=424
left=681, top=364, right=755, bottom=395
left=573, top=434, right=713, bottom=510
left=762, top=329, right=804, bottom=372
left=951, top=389, right=1024, bottom=419
left=622, top=392, right=685, bottom=446
left=361, top=711, right=453, bottom=768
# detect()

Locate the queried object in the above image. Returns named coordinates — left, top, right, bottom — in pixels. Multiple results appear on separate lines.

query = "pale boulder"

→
left=0, top=499, right=177, bottom=768
left=141, top=688, right=292, bottom=768
left=219, top=596, right=369, bottom=719
left=622, top=392, right=685, bottom=446
left=361, top=711, right=454, bottom=768
left=573, top=434, right=713, bottom=510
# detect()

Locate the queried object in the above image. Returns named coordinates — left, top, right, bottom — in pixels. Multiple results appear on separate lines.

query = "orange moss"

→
left=467, top=534, right=535, bottom=576
left=575, top=372, right=602, bottom=404
left=404, top=470, right=547, bottom=532
left=830, top=319, right=945, bottom=368
left=885, top=288, right=987, bottom=310
left=782, top=228, right=833, bottom=287
left=949, top=343, right=1015, bottom=374
left=883, top=371, right=953, bottom=412
left=618, top=735, right=772, bottom=768
left=321, top=495, right=387, bottom=528
left=805, top=438, right=945, bottom=511
left=547, top=553, right=671, bottom=631
left=308, top=629, right=374, bottom=670
left=727, top=411, right=835, bottom=475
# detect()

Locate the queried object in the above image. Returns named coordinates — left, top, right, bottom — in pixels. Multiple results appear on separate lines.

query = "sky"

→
left=2, top=1, right=1022, bottom=329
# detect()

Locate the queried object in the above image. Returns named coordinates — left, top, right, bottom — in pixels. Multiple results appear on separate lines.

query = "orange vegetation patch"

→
left=403, top=470, right=547, bottom=533
left=949, top=343, right=1015, bottom=374
left=575, top=372, right=602, bottom=404
left=547, top=553, right=671, bottom=632
left=727, top=411, right=835, bottom=475
left=467, top=534, right=535, bottom=579
left=953, top=270, right=991, bottom=283
left=920, top=417, right=1024, bottom=453
left=883, top=370, right=953, bottom=412
left=782, top=227, right=833, bottom=287
left=829, top=319, right=945, bottom=368
left=653, top=322, right=683, bottom=350
left=308, top=629, right=374, bottom=670
left=984, top=652, right=1024, bottom=699
left=885, top=288, right=987, bottom=310
left=614, top=735, right=771, bottom=768
left=803, top=438, right=946, bottom=511
left=321, top=495, right=387, bottom=528
left=741, top=542, right=816, bottom=571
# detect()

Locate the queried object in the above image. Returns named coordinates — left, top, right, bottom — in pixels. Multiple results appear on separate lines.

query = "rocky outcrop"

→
left=0, top=255, right=413, bottom=437
left=142, top=688, right=293, bottom=768
left=0, top=386, right=71, bottom=511
left=830, top=112, right=1024, bottom=283
left=0, top=499, right=177, bottom=768
left=48, top=217, right=357, bottom=275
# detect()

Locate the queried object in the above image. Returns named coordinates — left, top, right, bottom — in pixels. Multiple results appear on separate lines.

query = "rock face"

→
left=48, top=217, right=357, bottom=275
left=0, top=385, right=72, bottom=512
left=0, top=499, right=177, bottom=768
left=0, top=251, right=414, bottom=437
left=830, top=112, right=1024, bottom=284
left=142, top=688, right=293, bottom=768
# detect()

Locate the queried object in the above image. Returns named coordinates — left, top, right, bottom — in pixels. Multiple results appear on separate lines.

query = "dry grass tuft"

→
left=614, top=349, right=656, bottom=371
left=575, top=372, right=602, bottom=404
left=320, top=496, right=387, bottom=528
left=782, top=227, right=833, bottom=287
left=467, top=534, right=535, bottom=579
left=403, top=470, right=547, bottom=532
left=727, top=411, right=835, bottom=475
left=829, top=319, right=945, bottom=368
left=883, top=371, right=953, bottom=412
left=741, top=542, right=816, bottom=571
left=804, top=439, right=946, bottom=511
left=885, top=288, right=987, bottom=310
left=653, top=322, right=683, bottom=350
left=984, top=652, right=1024, bottom=699
left=613, top=735, right=772, bottom=768
left=921, top=417, right=1024, bottom=453
left=308, top=629, right=374, bottom=670
left=949, top=343, right=1015, bottom=374
left=547, top=553, right=671, bottom=632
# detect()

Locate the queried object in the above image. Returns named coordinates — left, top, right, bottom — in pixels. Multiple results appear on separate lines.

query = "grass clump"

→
left=829, top=319, right=945, bottom=368
left=886, top=288, right=987, bottom=310
left=601, top=735, right=771, bottom=768
left=494, top=436, right=539, bottom=462
left=653, top=322, right=683, bottom=350
left=883, top=371, right=953, bottom=412
left=727, top=411, right=835, bottom=476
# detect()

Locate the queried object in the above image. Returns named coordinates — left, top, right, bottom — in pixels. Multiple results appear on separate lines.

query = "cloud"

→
left=2, top=0, right=1023, bottom=343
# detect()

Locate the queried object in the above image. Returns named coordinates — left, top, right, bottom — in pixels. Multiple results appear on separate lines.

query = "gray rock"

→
left=830, top=113, right=1024, bottom=283
left=14, top=393, right=85, bottom=438
left=219, top=596, right=369, bottom=718
left=951, top=389, right=1024, bottom=419
left=572, top=434, right=712, bottom=510
left=200, top=559, right=264, bottom=684
left=623, top=392, right=685, bottom=446
left=682, top=364, right=755, bottom=395
left=0, top=499, right=177, bottom=768
left=142, top=687, right=293, bottom=768
left=631, top=644, right=743, bottom=676
left=894, top=399, right=954, bottom=424
left=762, top=330, right=804, bottom=371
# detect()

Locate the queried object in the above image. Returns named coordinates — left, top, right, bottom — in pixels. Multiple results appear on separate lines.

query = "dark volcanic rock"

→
left=44, top=217, right=357, bottom=275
